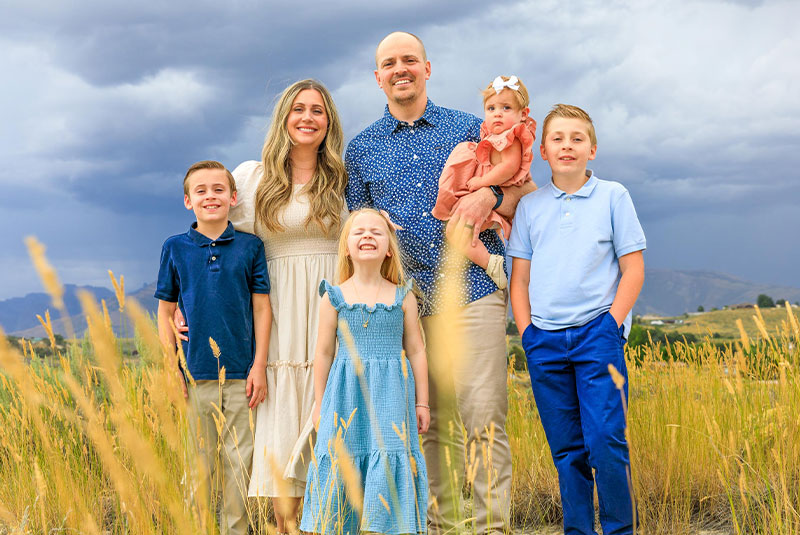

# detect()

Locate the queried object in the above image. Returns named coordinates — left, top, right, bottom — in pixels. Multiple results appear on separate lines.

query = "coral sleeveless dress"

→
left=300, top=279, right=427, bottom=535
left=431, top=116, right=537, bottom=238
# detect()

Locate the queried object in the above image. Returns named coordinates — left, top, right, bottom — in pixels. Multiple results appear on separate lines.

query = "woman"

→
left=229, top=79, right=348, bottom=532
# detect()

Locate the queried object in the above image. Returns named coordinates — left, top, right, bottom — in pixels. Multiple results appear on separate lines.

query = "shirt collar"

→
left=188, top=221, right=235, bottom=246
left=549, top=170, right=597, bottom=198
left=381, top=98, right=439, bottom=134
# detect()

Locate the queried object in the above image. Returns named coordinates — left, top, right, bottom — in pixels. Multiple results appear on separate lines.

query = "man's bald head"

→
left=375, top=31, right=427, bottom=67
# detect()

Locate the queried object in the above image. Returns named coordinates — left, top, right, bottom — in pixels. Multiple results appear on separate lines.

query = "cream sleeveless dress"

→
left=229, top=160, right=347, bottom=497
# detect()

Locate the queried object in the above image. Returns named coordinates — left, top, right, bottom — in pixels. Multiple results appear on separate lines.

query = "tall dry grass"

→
left=1, top=241, right=798, bottom=533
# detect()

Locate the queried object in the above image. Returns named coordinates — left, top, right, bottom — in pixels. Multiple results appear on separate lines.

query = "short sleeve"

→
left=318, top=279, right=344, bottom=310
left=229, top=160, right=261, bottom=234
left=611, top=189, right=646, bottom=257
left=395, top=278, right=416, bottom=305
left=250, top=240, right=270, bottom=294
left=507, top=199, right=533, bottom=260
left=154, top=243, right=179, bottom=302
left=345, top=142, right=372, bottom=211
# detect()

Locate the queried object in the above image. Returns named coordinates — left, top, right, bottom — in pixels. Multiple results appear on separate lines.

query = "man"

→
left=345, top=31, right=534, bottom=534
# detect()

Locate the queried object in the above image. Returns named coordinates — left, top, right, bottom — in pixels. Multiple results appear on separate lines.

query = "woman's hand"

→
left=416, top=405, right=430, bottom=434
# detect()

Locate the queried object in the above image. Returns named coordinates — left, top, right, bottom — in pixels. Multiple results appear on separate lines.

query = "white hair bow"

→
left=492, top=75, right=520, bottom=94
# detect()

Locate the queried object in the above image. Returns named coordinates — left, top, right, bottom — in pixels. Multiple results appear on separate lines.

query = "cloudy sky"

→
left=2, top=0, right=798, bottom=300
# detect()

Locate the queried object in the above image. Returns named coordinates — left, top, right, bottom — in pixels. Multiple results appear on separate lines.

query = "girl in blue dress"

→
left=300, top=208, right=429, bottom=535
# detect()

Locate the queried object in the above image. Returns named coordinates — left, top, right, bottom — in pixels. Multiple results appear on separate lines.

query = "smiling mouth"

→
left=358, top=243, right=377, bottom=250
left=297, top=127, right=317, bottom=133
left=393, top=78, right=413, bottom=87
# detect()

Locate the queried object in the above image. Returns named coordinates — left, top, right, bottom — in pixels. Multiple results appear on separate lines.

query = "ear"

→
left=184, top=194, right=192, bottom=210
left=521, top=107, right=530, bottom=119
left=424, top=60, right=431, bottom=80
left=588, top=145, right=597, bottom=161
left=540, top=144, right=547, bottom=161
left=386, top=250, right=392, bottom=257
left=374, top=69, right=382, bottom=89
left=230, top=191, right=238, bottom=206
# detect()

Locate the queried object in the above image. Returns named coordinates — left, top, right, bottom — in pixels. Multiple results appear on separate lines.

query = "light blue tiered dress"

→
left=300, top=279, right=427, bottom=535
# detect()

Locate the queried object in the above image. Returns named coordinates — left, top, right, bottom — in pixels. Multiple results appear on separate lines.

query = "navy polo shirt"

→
left=154, top=222, right=270, bottom=380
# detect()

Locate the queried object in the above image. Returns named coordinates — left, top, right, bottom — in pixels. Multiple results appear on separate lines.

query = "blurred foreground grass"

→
left=1, top=242, right=798, bottom=534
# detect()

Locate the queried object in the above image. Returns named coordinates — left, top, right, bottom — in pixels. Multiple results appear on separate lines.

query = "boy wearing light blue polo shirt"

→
left=156, top=160, right=271, bottom=535
left=508, top=105, right=645, bottom=535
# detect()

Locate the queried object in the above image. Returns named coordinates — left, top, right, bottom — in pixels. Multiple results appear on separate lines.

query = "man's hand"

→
left=450, top=187, right=495, bottom=247
left=245, top=365, right=267, bottom=408
left=173, top=307, right=189, bottom=342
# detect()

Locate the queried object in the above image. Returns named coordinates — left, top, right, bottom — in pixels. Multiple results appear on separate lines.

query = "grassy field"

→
left=1, top=248, right=799, bottom=534
left=645, top=306, right=799, bottom=343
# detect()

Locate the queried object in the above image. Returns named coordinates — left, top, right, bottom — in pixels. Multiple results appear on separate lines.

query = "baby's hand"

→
left=466, top=176, right=484, bottom=192
left=416, top=405, right=430, bottom=434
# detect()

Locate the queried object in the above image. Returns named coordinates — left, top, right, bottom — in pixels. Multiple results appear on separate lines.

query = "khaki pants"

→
left=421, top=290, right=512, bottom=535
left=189, top=380, right=254, bottom=535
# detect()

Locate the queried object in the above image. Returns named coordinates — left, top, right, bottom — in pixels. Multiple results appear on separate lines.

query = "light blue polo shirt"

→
left=508, top=171, right=646, bottom=337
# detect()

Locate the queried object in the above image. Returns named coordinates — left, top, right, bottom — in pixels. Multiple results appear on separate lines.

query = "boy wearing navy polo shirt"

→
left=155, top=160, right=271, bottom=535
left=509, top=105, right=645, bottom=535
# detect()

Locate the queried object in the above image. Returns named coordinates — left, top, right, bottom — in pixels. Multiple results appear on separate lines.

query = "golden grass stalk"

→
left=108, top=270, right=125, bottom=312
left=24, top=237, right=64, bottom=310
left=333, top=434, right=363, bottom=515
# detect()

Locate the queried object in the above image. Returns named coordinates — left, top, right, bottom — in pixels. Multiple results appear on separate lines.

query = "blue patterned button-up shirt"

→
left=345, top=99, right=505, bottom=316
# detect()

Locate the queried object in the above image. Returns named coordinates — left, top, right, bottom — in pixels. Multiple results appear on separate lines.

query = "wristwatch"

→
left=489, top=185, right=504, bottom=210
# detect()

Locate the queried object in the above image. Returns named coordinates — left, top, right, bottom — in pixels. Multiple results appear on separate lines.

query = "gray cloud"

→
left=3, top=0, right=799, bottom=300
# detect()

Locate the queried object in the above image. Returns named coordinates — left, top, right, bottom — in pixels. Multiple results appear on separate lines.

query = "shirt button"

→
left=211, top=256, right=217, bottom=261
left=566, top=197, right=571, bottom=202
left=421, top=211, right=427, bottom=217
left=211, top=242, right=216, bottom=246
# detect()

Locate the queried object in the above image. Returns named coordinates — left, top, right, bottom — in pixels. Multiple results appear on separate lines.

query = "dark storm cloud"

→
left=3, top=0, right=800, bottom=300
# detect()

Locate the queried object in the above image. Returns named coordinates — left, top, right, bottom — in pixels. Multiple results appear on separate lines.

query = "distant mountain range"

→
left=2, top=270, right=799, bottom=337
left=2, top=283, right=159, bottom=338
left=635, top=269, right=800, bottom=316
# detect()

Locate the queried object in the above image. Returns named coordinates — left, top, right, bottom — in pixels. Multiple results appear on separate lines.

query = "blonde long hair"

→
left=336, top=209, right=405, bottom=285
left=254, top=79, right=347, bottom=235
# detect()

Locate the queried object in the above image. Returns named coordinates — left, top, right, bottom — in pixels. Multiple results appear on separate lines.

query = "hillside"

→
left=635, top=269, right=800, bottom=316
left=643, top=305, right=799, bottom=342
left=4, top=283, right=158, bottom=338
left=3, top=269, right=799, bottom=337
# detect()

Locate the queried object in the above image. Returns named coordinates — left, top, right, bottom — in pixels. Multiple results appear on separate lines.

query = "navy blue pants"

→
left=521, top=312, right=634, bottom=535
